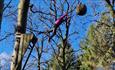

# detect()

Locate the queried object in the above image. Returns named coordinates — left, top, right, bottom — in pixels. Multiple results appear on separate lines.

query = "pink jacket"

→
left=55, top=13, right=67, bottom=26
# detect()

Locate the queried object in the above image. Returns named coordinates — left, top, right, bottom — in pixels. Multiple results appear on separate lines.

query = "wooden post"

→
left=11, top=0, right=30, bottom=70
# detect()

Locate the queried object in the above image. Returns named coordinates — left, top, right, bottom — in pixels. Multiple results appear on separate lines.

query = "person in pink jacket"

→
left=49, top=13, right=68, bottom=42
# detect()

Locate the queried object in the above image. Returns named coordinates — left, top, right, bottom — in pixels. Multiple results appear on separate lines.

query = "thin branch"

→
left=3, top=0, right=12, bottom=11
left=22, top=44, right=35, bottom=70
left=0, top=33, right=14, bottom=41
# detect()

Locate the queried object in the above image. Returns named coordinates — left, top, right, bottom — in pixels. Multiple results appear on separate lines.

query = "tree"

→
left=47, top=41, right=77, bottom=70
left=77, top=0, right=115, bottom=69
left=79, top=13, right=115, bottom=70
left=10, top=0, right=79, bottom=69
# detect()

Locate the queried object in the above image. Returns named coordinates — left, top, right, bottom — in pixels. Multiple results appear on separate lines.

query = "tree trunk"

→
left=10, top=0, right=30, bottom=70
left=0, top=0, right=4, bottom=31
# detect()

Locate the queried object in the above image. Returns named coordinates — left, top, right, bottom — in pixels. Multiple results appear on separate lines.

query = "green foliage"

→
left=47, top=42, right=77, bottom=70
left=78, top=14, right=115, bottom=70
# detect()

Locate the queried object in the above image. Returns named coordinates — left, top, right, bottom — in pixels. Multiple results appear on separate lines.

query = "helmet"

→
left=76, top=3, right=87, bottom=16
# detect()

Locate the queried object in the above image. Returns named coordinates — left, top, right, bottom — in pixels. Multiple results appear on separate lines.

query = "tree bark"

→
left=10, top=0, right=30, bottom=70
left=0, top=0, right=4, bottom=31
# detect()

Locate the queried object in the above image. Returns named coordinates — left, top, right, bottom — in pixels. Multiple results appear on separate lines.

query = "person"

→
left=48, top=13, right=68, bottom=42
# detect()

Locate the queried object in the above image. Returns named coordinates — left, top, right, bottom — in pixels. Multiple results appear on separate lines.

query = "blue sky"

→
left=0, top=0, right=19, bottom=53
left=0, top=0, right=107, bottom=58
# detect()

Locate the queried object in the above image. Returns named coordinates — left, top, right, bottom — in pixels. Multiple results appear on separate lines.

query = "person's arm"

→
left=48, top=13, right=68, bottom=42
left=55, top=13, right=67, bottom=26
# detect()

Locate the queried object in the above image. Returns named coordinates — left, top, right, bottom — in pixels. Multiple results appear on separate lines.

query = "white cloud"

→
left=0, top=52, right=11, bottom=59
left=0, top=52, right=11, bottom=70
